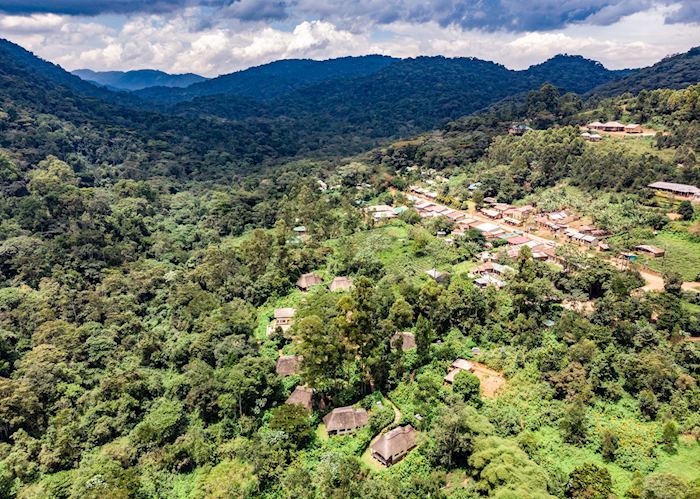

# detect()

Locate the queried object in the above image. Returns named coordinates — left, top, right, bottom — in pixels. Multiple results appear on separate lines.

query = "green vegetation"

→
left=0, top=36, right=698, bottom=499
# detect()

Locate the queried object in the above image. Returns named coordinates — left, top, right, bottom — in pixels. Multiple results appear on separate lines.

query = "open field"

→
left=638, top=231, right=700, bottom=281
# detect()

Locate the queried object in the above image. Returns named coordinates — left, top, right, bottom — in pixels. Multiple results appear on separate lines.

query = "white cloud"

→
left=1, top=4, right=699, bottom=76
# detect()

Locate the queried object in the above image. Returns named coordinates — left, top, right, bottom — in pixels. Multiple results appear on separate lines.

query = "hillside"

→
left=0, top=40, right=637, bottom=172
left=135, top=55, right=398, bottom=102
left=523, top=54, right=632, bottom=94
left=169, top=55, right=630, bottom=147
left=72, top=68, right=207, bottom=91
left=592, top=46, right=700, bottom=96
left=0, top=34, right=699, bottom=499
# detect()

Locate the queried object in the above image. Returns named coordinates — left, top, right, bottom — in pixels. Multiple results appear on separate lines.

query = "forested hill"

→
left=0, top=39, right=137, bottom=108
left=522, top=54, right=632, bottom=94
left=141, top=53, right=627, bottom=107
left=72, top=69, right=207, bottom=91
left=592, top=45, right=700, bottom=96
left=135, top=55, right=398, bottom=102
left=0, top=40, right=635, bottom=177
left=168, top=55, right=630, bottom=140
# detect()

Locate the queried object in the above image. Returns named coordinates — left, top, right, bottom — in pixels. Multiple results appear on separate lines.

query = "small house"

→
left=297, top=272, right=322, bottom=291
left=474, top=274, right=506, bottom=289
left=508, top=124, right=532, bottom=136
left=624, top=123, right=643, bottom=134
left=276, top=355, right=302, bottom=377
left=444, top=359, right=475, bottom=384
left=267, top=308, right=296, bottom=334
left=390, top=332, right=417, bottom=351
left=635, top=245, right=665, bottom=258
left=286, top=386, right=313, bottom=412
left=329, top=276, right=354, bottom=292
left=480, top=208, right=502, bottom=219
left=323, top=406, right=369, bottom=436
left=371, top=425, right=418, bottom=466
left=600, top=121, right=625, bottom=132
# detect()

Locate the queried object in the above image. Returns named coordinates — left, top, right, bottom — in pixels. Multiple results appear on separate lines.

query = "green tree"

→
left=470, top=436, right=554, bottom=498
left=601, top=429, right=619, bottom=462
left=678, top=200, right=694, bottom=221
left=268, top=404, right=313, bottom=449
left=642, top=473, right=688, bottom=499
left=414, top=314, right=435, bottom=363
left=638, top=390, right=659, bottom=420
left=661, top=420, right=679, bottom=454
left=561, top=399, right=588, bottom=445
left=566, top=463, right=613, bottom=499
left=426, top=401, right=493, bottom=469
left=452, top=370, right=481, bottom=405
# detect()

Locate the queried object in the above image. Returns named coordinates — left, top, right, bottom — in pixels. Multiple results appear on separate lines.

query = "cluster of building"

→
left=535, top=211, right=610, bottom=250
left=267, top=275, right=353, bottom=334
left=409, top=185, right=439, bottom=199
left=280, top=353, right=418, bottom=466
left=478, top=201, right=534, bottom=225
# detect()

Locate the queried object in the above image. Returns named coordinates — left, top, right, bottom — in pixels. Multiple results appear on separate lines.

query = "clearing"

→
left=470, top=362, right=506, bottom=398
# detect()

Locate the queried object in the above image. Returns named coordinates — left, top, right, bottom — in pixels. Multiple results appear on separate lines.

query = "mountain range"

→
left=72, top=68, right=207, bottom=91
left=2, top=37, right=699, bottom=179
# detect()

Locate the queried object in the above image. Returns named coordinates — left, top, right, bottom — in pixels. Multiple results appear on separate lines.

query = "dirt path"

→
left=361, top=397, right=401, bottom=470
left=406, top=191, right=689, bottom=293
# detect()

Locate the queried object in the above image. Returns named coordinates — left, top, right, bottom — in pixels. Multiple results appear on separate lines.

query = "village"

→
left=259, top=169, right=700, bottom=470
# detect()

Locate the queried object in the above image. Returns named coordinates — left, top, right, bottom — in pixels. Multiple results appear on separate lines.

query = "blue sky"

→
left=1, top=1, right=699, bottom=76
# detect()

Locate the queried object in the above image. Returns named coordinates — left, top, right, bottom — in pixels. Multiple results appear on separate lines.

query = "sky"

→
left=0, top=1, right=699, bottom=77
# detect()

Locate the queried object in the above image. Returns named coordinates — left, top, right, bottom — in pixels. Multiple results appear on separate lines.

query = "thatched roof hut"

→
left=276, top=355, right=302, bottom=376
left=371, top=425, right=418, bottom=466
left=297, top=272, right=322, bottom=291
left=329, top=276, right=354, bottom=292
left=285, top=386, right=313, bottom=411
left=323, top=406, right=368, bottom=435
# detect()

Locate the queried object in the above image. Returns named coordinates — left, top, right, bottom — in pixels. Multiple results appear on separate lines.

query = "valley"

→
left=0, top=34, right=698, bottom=499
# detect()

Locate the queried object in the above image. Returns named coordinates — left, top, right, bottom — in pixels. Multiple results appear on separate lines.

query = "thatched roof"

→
left=297, top=272, right=322, bottom=290
left=286, top=386, right=313, bottom=411
left=371, top=425, right=417, bottom=460
left=323, top=406, right=368, bottom=432
left=274, top=308, right=296, bottom=320
left=276, top=355, right=301, bottom=376
left=390, top=332, right=417, bottom=351
left=329, top=276, right=354, bottom=292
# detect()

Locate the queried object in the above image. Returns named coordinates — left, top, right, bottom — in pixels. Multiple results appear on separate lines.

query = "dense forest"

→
left=0, top=38, right=699, bottom=498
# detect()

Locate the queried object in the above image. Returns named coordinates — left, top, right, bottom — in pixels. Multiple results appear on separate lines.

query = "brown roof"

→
left=297, top=272, right=322, bottom=290
left=329, top=276, right=354, bottom=292
left=371, top=425, right=417, bottom=461
left=286, top=386, right=313, bottom=411
left=635, top=244, right=665, bottom=256
left=391, top=332, right=417, bottom=351
left=323, top=406, right=369, bottom=432
left=274, top=308, right=296, bottom=319
left=276, top=355, right=301, bottom=376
